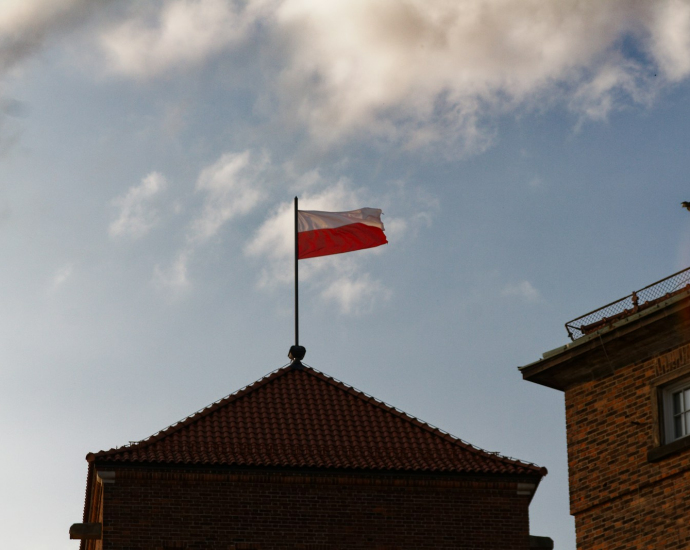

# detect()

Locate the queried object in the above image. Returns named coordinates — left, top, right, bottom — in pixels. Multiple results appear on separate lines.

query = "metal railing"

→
left=565, top=266, right=690, bottom=340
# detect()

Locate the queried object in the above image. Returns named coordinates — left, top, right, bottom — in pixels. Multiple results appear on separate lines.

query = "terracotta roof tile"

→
left=88, top=363, right=545, bottom=476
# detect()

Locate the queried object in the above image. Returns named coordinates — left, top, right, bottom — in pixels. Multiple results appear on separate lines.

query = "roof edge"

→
left=520, top=290, right=690, bottom=390
left=87, top=459, right=546, bottom=479
left=87, top=361, right=546, bottom=477
left=88, top=362, right=296, bottom=461
left=521, top=286, right=690, bottom=372
left=298, top=364, right=546, bottom=476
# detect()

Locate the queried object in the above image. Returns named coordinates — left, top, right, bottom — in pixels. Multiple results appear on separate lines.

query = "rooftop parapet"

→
left=565, top=266, right=690, bottom=340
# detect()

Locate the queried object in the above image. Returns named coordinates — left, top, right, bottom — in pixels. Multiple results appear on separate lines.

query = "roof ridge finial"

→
left=288, top=345, right=306, bottom=367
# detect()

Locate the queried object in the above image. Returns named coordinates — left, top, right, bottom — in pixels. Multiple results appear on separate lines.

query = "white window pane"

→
left=674, top=391, right=683, bottom=415
left=675, top=414, right=684, bottom=439
left=685, top=389, right=690, bottom=412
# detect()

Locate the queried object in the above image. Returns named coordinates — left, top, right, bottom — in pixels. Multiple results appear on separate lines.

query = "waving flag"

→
left=297, top=208, right=388, bottom=259
left=290, top=201, right=388, bottom=356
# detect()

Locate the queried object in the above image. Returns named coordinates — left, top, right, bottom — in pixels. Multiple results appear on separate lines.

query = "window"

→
left=647, top=368, right=690, bottom=462
left=663, top=379, right=690, bottom=443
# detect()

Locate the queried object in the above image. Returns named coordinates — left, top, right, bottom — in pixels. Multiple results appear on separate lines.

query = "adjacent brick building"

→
left=72, top=361, right=550, bottom=549
left=521, top=268, right=690, bottom=549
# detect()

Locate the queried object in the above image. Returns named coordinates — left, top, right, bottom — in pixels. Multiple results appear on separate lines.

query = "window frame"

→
left=648, top=364, right=690, bottom=462
left=662, top=378, right=690, bottom=443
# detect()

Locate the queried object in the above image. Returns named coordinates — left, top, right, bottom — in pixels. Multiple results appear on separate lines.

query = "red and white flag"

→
left=297, top=208, right=388, bottom=259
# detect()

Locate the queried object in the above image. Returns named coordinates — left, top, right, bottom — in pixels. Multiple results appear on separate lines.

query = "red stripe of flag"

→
left=298, top=223, right=388, bottom=259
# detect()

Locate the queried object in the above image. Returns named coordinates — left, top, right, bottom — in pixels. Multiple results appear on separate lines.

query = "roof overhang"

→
left=520, top=289, right=690, bottom=391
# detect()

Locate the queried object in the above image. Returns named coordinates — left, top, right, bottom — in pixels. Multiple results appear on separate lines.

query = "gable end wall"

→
left=96, top=467, right=536, bottom=550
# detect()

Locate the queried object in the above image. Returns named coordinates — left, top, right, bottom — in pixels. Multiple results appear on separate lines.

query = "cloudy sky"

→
left=3, top=0, right=690, bottom=548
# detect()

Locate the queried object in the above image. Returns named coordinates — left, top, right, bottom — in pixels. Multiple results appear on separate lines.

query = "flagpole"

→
left=294, top=196, right=299, bottom=347
left=289, top=197, right=305, bottom=363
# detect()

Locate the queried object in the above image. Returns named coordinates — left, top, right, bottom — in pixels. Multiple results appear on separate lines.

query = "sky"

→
left=2, top=0, right=690, bottom=548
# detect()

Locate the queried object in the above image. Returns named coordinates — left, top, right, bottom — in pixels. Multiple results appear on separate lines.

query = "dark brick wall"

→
left=96, top=467, right=536, bottom=550
left=564, top=341, right=690, bottom=550
left=573, top=471, right=690, bottom=550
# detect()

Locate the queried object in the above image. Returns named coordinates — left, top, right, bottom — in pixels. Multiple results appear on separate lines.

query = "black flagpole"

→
left=289, top=197, right=305, bottom=363
left=294, top=196, right=299, bottom=347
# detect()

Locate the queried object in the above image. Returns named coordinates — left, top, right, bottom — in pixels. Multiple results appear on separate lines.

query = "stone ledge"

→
left=648, top=435, right=690, bottom=462
left=530, top=535, right=554, bottom=549
left=69, top=523, right=102, bottom=540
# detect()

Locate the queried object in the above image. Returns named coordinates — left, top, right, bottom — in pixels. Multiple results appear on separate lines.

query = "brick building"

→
left=72, top=361, right=551, bottom=549
left=521, top=268, right=690, bottom=549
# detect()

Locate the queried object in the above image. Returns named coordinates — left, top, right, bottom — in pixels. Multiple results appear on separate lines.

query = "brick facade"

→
left=564, top=341, right=690, bottom=549
left=87, top=467, right=536, bottom=550
left=521, top=287, right=690, bottom=549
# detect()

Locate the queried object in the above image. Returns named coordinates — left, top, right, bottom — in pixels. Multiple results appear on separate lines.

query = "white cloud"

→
left=243, top=201, right=293, bottom=286
left=0, top=0, right=100, bottom=152
left=153, top=249, right=191, bottom=291
left=49, top=263, right=74, bottom=291
left=382, top=192, right=437, bottom=242
left=3, top=0, right=690, bottom=156
left=384, top=218, right=408, bottom=241
left=109, top=172, right=167, bottom=239
left=0, top=0, right=91, bottom=72
left=569, top=58, right=654, bottom=122
left=273, top=0, right=669, bottom=150
left=528, top=176, right=544, bottom=190
left=321, top=273, right=391, bottom=315
left=153, top=149, right=271, bottom=291
left=149, top=151, right=433, bottom=307
left=502, top=280, right=541, bottom=302
left=99, top=0, right=260, bottom=78
left=190, top=150, right=269, bottom=242
left=92, top=0, right=690, bottom=152
left=649, top=0, right=690, bottom=82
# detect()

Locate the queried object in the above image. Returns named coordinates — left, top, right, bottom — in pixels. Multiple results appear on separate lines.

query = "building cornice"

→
left=520, top=290, right=690, bottom=390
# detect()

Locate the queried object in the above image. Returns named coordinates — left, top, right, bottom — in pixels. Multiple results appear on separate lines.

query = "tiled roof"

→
left=88, top=363, right=545, bottom=476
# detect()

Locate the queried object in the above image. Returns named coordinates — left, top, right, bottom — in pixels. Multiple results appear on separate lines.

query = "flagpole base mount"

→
left=288, top=345, right=306, bottom=362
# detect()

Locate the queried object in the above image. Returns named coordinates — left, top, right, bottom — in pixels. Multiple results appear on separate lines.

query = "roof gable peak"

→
left=87, top=362, right=544, bottom=477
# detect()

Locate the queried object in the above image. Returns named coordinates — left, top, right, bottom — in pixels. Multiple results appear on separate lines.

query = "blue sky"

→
left=2, top=1, right=690, bottom=548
